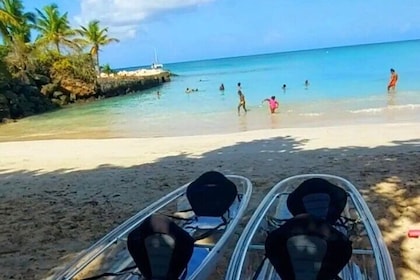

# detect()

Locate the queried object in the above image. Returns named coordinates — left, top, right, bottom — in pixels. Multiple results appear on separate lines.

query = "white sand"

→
left=0, top=122, right=419, bottom=279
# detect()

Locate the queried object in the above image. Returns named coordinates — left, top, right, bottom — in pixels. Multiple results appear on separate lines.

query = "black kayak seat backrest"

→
left=287, top=178, right=348, bottom=224
left=186, top=171, right=238, bottom=217
left=265, top=213, right=352, bottom=280
left=127, top=214, right=194, bottom=280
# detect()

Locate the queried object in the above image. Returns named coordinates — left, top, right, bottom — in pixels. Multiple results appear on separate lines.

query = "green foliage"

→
left=101, top=63, right=115, bottom=75
left=66, top=53, right=96, bottom=82
left=34, top=3, right=78, bottom=54
left=32, top=49, right=60, bottom=76
left=0, top=57, right=12, bottom=88
left=75, top=20, right=119, bottom=72
left=0, top=0, right=35, bottom=44
left=49, top=53, right=95, bottom=83
left=1, top=2, right=115, bottom=89
left=0, top=44, right=10, bottom=59
left=32, top=50, right=96, bottom=83
left=4, top=37, right=35, bottom=82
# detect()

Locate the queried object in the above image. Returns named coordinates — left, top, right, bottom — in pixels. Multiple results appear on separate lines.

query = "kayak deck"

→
left=226, top=174, right=395, bottom=280
left=52, top=174, right=252, bottom=280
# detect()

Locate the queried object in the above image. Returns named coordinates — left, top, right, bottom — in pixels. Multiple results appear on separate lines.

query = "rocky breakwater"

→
left=0, top=68, right=170, bottom=123
left=0, top=74, right=58, bottom=122
left=98, top=68, right=171, bottom=98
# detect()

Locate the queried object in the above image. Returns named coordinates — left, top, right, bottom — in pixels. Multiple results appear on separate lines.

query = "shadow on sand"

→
left=0, top=135, right=418, bottom=279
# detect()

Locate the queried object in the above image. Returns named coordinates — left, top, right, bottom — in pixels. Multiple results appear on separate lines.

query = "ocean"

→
left=1, top=40, right=419, bottom=142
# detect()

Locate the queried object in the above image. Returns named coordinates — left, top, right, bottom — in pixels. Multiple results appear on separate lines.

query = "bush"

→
left=0, top=59, right=12, bottom=89
left=35, top=52, right=96, bottom=83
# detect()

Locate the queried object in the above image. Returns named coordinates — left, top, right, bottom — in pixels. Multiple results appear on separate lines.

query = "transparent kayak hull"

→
left=50, top=174, right=253, bottom=280
left=226, top=174, right=395, bottom=280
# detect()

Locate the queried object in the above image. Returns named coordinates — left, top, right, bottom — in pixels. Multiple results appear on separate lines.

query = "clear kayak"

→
left=226, top=174, right=395, bottom=280
left=49, top=171, right=252, bottom=280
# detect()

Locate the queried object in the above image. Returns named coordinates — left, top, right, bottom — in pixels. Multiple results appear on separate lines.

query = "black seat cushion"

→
left=287, top=178, right=348, bottom=224
left=265, top=213, right=352, bottom=280
left=186, top=171, right=238, bottom=217
left=127, top=214, right=194, bottom=280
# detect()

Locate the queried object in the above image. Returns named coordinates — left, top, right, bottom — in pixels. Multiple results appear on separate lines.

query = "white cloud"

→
left=75, top=0, right=214, bottom=39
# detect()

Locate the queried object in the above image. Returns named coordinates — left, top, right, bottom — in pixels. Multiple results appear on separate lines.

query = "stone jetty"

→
left=0, top=68, right=171, bottom=123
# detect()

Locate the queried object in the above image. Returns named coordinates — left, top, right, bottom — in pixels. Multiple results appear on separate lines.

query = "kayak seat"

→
left=287, top=178, right=348, bottom=224
left=127, top=214, right=194, bottom=280
left=265, top=213, right=352, bottom=280
left=184, top=171, right=238, bottom=241
left=186, top=170, right=238, bottom=218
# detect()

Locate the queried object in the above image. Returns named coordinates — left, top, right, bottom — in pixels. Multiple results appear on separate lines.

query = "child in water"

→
left=263, top=96, right=279, bottom=114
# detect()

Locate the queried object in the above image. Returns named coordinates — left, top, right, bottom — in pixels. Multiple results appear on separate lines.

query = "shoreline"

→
left=0, top=100, right=419, bottom=143
left=0, top=122, right=419, bottom=279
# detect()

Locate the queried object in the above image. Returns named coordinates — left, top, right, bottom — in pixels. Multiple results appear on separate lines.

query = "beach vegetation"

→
left=0, top=56, right=11, bottom=88
left=34, top=4, right=79, bottom=55
left=101, top=63, right=116, bottom=76
left=0, top=0, right=35, bottom=44
left=0, top=1, right=120, bottom=121
left=0, top=0, right=21, bottom=41
left=75, top=20, right=119, bottom=74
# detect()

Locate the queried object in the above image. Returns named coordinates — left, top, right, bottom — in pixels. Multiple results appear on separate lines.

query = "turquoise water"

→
left=1, top=40, right=420, bottom=141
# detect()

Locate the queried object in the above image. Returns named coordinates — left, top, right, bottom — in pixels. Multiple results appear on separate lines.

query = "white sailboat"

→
left=151, top=48, right=163, bottom=69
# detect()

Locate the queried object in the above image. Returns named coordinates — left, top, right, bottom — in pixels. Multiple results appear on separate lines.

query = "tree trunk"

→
left=96, top=47, right=100, bottom=74
left=56, top=41, right=61, bottom=55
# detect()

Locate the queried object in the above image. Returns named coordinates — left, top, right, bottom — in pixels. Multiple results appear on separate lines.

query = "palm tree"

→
left=0, top=0, right=36, bottom=82
left=0, top=0, right=27, bottom=44
left=34, top=3, right=77, bottom=54
left=76, top=20, right=119, bottom=73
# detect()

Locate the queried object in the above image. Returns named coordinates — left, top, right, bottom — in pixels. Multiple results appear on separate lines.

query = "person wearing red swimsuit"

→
left=387, top=68, right=398, bottom=91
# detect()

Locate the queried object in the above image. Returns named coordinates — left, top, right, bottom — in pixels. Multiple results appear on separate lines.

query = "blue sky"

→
left=23, top=0, right=420, bottom=68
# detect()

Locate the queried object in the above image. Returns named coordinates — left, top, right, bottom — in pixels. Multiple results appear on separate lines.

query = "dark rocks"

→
left=0, top=70, right=171, bottom=123
left=31, top=74, right=51, bottom=87
left=0, top=93, right=11, bottom=120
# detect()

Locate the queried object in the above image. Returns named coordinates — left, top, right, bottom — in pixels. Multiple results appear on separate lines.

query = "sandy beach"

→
left=0, top=122, right=419, bottom=279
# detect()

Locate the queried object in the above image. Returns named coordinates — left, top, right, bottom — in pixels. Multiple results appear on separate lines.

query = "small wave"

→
left=350, top=108, right=384, bottom=114
left=299, top=112, right=323, bottom=117
left=350, top=103, right=420, bottom=114
left=387, top=104, right=420, bottom=110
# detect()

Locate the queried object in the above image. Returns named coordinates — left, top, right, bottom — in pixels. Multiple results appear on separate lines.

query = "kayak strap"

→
left=252, top=256, right=268, bottom=280
left=81, top=264, right=137, bottom=280
left=189, top=216, right=228, bottom=242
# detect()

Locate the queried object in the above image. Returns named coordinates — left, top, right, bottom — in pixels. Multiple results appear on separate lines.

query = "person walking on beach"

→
left=387, top=68, right=398, bottom=91
left=282, top=84, right=287, bottom=92
left=304, top=80, right=310, bottom=89
left=263, top=96, right=279, bottom=114
left=237, top=90, right=247, bottom=115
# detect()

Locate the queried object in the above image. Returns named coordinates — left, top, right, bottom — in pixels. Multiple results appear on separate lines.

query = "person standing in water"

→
left=387, top=68, right=398, bottom=91
left=282, top=84, right=287, bottom=92
left=237, top=90, right=247, bottom=115
left=263, top=96, right=279, bottom=114
left=237, top=82, right=242, bottom=92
